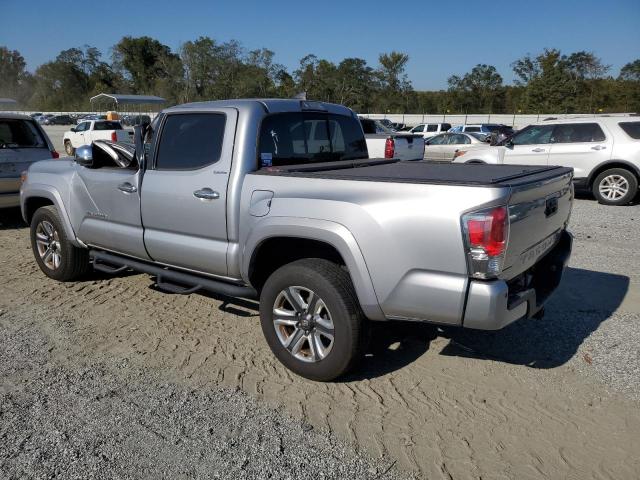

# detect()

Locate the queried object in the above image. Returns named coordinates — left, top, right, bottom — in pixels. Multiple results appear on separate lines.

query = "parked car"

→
left=29, top=113, right=43, bottom=119
left=449, top=124, right=515, bottom=137
left=44, top=115, right=75, bottom=125
left=407, top=123, right=452, bottom=139
left=0, top=113, right=58, bottom=208
left=360, top=118, right=425, bottom=161
left=63, top=120, right=130, bottom=156
left=76, top=114, right=107, bottom=124
left=453, top=116, right=640, bottom=205
left=37, top=114, right=54, bottom=124
left=122, top=114, right=152, bottom=126
left=423, top=132, right=491, bottom=161
left=22, top=99, right=573, bottom=381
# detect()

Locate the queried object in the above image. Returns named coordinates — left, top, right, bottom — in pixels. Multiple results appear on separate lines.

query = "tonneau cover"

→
left=256, top=159, right=573, bottom=188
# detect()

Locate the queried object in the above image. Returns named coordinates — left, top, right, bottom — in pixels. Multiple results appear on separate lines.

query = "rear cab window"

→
left=0, top=119, right=47, bottom=148
left=618, top=122, right=640, bottom=139
left=155, top=113, right=226, bottom=170
left=94, top=121, right=123, bottom=131
left=426, top=124, right=438, bottom=132
left=260, top=112, right=367, bottom=168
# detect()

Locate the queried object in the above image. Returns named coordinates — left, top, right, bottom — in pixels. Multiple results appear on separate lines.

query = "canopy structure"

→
left=89, top=94, right=166, bottom=106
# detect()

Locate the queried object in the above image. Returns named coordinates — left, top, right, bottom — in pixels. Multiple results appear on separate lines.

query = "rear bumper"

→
left=462, top=230, right=572, bottom=330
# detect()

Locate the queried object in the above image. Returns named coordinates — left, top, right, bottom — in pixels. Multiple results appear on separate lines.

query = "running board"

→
left=90, top=250, right=258, bottom=300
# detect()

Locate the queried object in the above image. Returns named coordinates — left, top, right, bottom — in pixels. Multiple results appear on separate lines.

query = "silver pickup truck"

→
left=21, top=99, right=573, bottom=381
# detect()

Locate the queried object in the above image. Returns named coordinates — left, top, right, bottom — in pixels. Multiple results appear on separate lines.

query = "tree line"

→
left=1, top=36, right=639, bottom=114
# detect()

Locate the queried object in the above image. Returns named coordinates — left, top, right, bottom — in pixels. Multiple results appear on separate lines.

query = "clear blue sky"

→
left=2, top=0, right=639, bottom=90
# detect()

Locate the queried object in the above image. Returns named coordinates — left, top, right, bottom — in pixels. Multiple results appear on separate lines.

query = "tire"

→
left=64, top=140, right=74, bottom=156
left=259, top=259, right=365, bottom=381
left=592, top=168, right=638, bottom=206
left=30, top=206, right=90, bottom=281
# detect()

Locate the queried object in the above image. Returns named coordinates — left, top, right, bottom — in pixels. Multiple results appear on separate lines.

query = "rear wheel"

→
left=64, top=140, right=74, bottom=156
left=592, top=168, right=638, bottom=206
left=30, top=206, right=90, bottom=281
left=259, top=259, right=365, bottom=381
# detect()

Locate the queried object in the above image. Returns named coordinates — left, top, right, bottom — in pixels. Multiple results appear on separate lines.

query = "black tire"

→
left=259, top=259, right=365, bottom=381
left=30, top=206, right=90, bottom=281
left=64, top=140, right=74, bottom=156
left=592, top=168, right=638, bottom=206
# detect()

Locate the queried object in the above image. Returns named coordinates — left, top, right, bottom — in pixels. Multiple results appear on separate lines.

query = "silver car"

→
left=423, top=132, right=490, bottom=161
left=1, top=113, right=58, bottom=208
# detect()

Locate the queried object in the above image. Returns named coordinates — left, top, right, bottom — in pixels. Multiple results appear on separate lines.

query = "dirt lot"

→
left=1, top=198, right=639, bottom=479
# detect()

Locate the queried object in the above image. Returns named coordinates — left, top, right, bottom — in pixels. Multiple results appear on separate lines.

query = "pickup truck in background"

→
left=63, top=120, right=130, bottom=156
left=359, top=117, right=425, bottom=161
left=21, top=99, right=573, bottom=381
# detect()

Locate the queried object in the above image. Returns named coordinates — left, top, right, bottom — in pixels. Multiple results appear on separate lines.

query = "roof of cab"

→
left=165, top=98, right=354, bottom=116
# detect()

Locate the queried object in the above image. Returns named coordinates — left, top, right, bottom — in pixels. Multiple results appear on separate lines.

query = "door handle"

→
left=531, top=148, right=545, bottom=152
left=118, top=182, right=137, bottom=193
left=193, top=188, right=220, bottom=200
left=591, top=145, right=606, bottom=151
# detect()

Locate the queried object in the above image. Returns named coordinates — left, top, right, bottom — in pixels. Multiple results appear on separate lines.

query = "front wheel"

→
left=592, top=168, right=638, bottom=206
left=30, top=206, right=90, bottom=281
left=259, top=259, right=365, bottom=381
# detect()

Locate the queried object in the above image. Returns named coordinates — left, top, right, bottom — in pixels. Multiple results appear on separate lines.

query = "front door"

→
left=75, top=162, right=147, bottom=259
left=503, top=124, right=554, bottom=165
left=140, top=109, right=236, bottom=277
left=424, top=133, right=450, bottom=161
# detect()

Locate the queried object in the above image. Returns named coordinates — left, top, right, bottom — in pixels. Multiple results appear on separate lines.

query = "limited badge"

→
left=260, top=153, right=273, bottom=167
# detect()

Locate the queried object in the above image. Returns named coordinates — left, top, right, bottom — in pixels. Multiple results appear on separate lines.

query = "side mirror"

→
left=70, top=127, right=76, bottom=132
left=74, top=145, right=93, bottom=167
left=425, top=141, right=431, bottom=146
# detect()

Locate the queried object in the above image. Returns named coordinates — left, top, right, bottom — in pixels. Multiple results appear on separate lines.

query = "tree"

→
left=619, top=60, right=640, bottom=81
left=376, top=52, right=412, bottom=112
left=447, top=64, right=504, bottom=112
left=0, top=47, right=31, bottom=104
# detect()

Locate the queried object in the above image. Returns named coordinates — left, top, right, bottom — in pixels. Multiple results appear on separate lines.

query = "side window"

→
left=619, top=122, right=640, bottom=139
left=429, top=134, right=447, bottom=145
left=412, top=124, right=425, bottom=133
left=426, top=124, right=438, bottom=132
left=360, top=119, right=376, bottom=135
left=76, top=122, right=88, bottom=132
left=465, top=126, right=480, bottom=132
left=552, top=123, right=606, bottom=143
left=453, top=134, right=470, bottom=145
left=511, top=125, right=554, bottom=145
left=155, top=113, right=226, bottom=170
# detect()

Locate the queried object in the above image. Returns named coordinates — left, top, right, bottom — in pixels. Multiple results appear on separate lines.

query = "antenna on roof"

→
left=293, top=92, right=307, bottom=100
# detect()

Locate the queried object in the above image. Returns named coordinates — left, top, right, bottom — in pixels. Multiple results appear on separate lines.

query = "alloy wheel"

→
left=599, top=174, right=629, bottom=201
left=272, top=286, right=335, bottom=363
left=35, top=220, right=62, bottom=270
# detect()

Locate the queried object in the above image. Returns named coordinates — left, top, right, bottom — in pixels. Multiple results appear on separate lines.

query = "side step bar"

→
left=90, top=250, right=258, bottom=300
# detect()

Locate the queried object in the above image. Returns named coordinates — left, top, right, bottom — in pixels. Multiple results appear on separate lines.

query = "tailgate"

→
left=392, top=134, right=425, bottom=161
left=502, top=169, right=573, bottom=280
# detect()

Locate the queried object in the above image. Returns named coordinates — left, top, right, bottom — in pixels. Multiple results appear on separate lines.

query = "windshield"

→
left=0, top=119, right=47, bottom=148
left=259, top=112, right=368, bottom=167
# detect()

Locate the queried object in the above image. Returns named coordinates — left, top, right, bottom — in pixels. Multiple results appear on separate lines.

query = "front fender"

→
left=242, top=217, right=385, bottom=321
left=20, top=183, right=83, bottom=247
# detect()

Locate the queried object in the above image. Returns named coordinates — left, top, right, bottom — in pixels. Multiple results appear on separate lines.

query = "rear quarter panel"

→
left=239, top=173, right=510, bottom=324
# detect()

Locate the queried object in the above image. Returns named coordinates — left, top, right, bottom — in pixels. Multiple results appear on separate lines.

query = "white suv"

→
left=453, top=116, right=640, bottom=205
left=408, top=123, right=452, bottom=139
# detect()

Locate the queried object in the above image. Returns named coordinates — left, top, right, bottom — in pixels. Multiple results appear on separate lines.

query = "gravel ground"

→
left=0, top=309, right=408, bottom=480
left=1, top=197, right=639, bottom=479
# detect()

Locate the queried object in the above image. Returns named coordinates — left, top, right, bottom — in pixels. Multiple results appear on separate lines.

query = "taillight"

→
left=51, top=150, right=59, bottom=159
left=462, top=206, right=509, bottom=279
left=384, top=138, right=395, bottom=158
left=111, top=131, right=118, bottom=142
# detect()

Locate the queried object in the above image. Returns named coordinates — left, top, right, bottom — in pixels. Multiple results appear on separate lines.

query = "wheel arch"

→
left=587, top=160, right=640, bottom=187
left=243, top=218, right=385, bottom=321
left=22, top=186, right=82, bottom=247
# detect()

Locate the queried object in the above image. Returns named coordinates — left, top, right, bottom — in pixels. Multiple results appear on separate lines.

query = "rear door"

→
left=547, top=123, right=612, bottom=178
left=503, top=124, right=554, bottom=165
left=140, top=109, right=236, bottom=276
left=442, top=133, right=471, bottom=161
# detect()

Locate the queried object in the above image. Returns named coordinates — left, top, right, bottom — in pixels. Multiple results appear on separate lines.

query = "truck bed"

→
left=256, top=159, right=573, bottom=188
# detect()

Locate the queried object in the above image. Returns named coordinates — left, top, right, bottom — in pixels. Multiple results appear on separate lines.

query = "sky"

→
left=2, top=0, right=639, bottom=90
